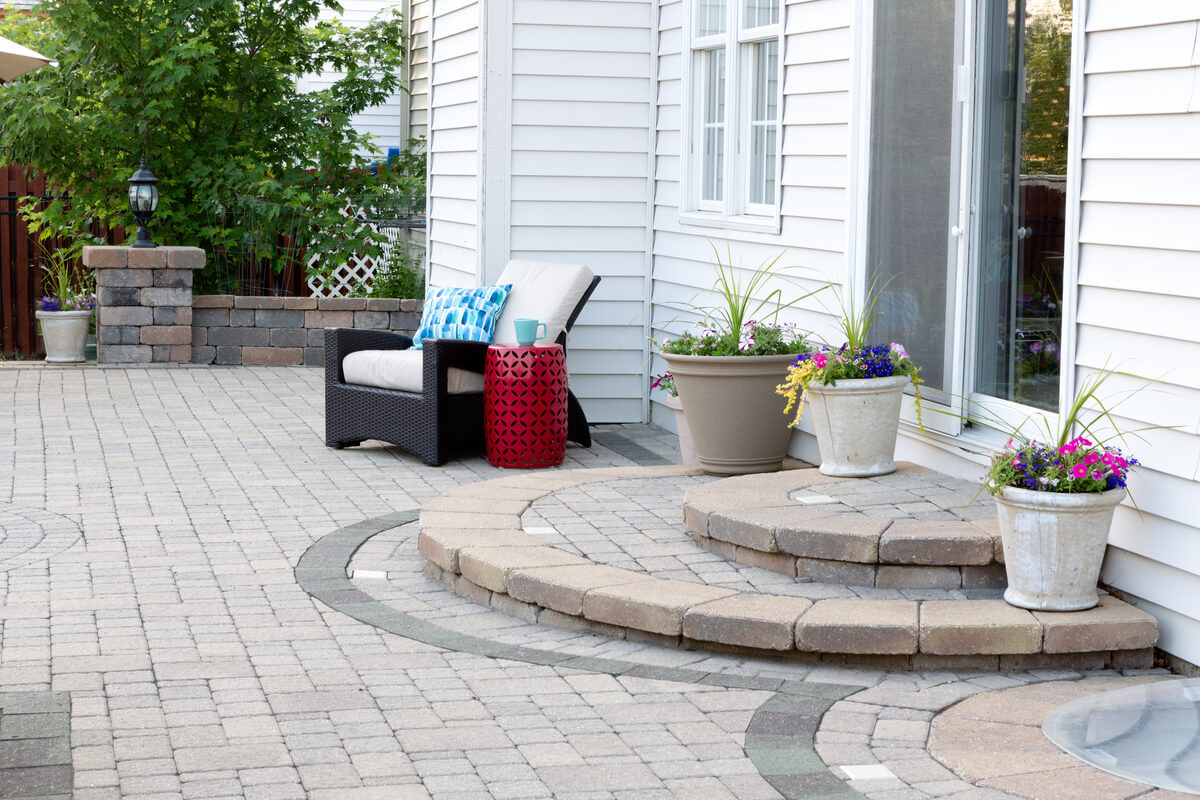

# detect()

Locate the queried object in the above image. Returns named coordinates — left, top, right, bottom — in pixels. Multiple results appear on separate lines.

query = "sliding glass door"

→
left=864, top=0, right=1073, bottom=434
left=973, top=0, right=1071, bottom=413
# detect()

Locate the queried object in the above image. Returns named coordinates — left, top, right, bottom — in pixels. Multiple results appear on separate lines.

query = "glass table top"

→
left=1043, top=677, right=1200, bottom=795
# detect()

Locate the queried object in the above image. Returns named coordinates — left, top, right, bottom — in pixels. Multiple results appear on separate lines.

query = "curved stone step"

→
left=683, top=464, right=1008, bottom=589
left=416, top=465, right=1159, bottom=670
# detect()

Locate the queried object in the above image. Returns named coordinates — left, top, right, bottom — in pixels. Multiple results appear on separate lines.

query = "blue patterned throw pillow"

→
left=411, top=284, right=513, bottom=350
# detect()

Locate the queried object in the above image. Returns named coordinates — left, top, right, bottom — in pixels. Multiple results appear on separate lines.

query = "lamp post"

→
left=127, top=156, right=159, bottom=248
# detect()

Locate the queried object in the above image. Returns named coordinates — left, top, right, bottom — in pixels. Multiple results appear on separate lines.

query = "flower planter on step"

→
left=995, top=485, right=1125, bottom=611
left=662, top=352, right=795, bottom=475
left=806, top=374, right=908, bottom=477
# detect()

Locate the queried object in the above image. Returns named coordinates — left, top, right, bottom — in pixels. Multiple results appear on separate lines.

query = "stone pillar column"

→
left=82, top=246, right=206, bottom=364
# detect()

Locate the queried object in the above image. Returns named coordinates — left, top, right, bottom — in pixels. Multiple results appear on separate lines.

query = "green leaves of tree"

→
left=0, top=0, right=420, bottom=287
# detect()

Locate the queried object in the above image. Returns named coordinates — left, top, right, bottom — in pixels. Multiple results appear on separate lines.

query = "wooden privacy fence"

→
left=0, top=166, right=123, bottom=357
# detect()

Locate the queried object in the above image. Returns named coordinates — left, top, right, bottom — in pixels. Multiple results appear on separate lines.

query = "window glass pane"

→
left=975, top=0, right=1069, bottom=411
left=749, top=40, right=778, bottom=205
left=697, top=0, right=726, bottom=36
left=744, top=0, right=779, bottom=28
left=866, top=0, right=957, bottom=394
left=702, top=48, right=726, bottom=202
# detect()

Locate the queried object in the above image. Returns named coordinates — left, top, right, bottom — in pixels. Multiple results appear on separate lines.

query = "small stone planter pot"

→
left=806, top=374, right=908, bottom=477
left=36, top=309, right=92, bottom=363
left=995, top=485, right=1125, bottom=611
left=665, top=394, right=697, bottom=465
left=662, top=352, right=795, bottom=475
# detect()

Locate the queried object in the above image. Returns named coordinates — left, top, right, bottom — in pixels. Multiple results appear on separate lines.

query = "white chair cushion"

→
left=493, top=260, right=594, bottom=347
left=342, top=349, right=485, bottom=395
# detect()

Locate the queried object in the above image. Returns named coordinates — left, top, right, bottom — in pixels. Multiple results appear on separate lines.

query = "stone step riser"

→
left=418, top=465, right=1160, bottom=671
left=426, top=560, right=1154, bottom=672
left=692, top=531, right=1009, bottom=590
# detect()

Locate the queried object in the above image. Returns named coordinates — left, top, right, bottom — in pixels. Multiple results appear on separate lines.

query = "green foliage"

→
left=1021, top=1, right=1072, bottom=175
left=366, top=248, right=424, bottom=299
left=36, top=239, right=95, bottom=311
left=833, top=275, right=895, bottom=350
left=659, top=321, right=809, bottom=357
left=0, top=0, right=420, bottom=289
left=701, top=241, right=823, bottom=335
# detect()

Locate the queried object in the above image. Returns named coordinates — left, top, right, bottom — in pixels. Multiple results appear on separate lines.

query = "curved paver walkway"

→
left=418, top=467, right=1158, bottom=669
left=332, top=503, right=1183, bottom=800
left=298, top=511, right=869, bottom=800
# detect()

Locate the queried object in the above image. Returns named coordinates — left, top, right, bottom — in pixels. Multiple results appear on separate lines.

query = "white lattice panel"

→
left=306, top=197, right=424, bottom=298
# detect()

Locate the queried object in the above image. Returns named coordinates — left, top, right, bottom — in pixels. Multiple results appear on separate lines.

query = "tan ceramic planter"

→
left=662, top=352, right=795, bottom=475
left=995, top=485, right=1125, bottom=611
left=665, top=394, right=698, bottom=465
left=806, top=374, right=908, bottom=477
left=36, top=309, right=92, bottom=363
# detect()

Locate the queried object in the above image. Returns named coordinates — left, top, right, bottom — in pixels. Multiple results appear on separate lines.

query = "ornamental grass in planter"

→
left=776, top=280, right=922, bottom=477
left=656, top=243, right=821, bottom=475
left=981, top=369, right=1146, bottom=611
left=35, top=242, right=95, bottom=364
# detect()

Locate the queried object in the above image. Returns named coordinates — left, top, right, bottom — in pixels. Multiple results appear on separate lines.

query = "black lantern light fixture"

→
left=127, top=156, right=160, bottom=248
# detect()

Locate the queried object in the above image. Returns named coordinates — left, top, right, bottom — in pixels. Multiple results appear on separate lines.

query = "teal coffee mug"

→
left=514, top=318, right=547, bottom=346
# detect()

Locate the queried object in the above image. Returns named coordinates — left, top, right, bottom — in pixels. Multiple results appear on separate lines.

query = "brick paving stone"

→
left=582, top=580, right=738, bottom=636
left=0, top=366, right=1177, bottom=800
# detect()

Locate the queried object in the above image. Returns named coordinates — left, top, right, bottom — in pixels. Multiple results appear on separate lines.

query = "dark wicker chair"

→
left=325, top=274, right=600, bottom=466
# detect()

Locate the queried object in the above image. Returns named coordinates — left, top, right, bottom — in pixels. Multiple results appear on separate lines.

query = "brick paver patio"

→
left=0, top=364, right=1182, bottom=799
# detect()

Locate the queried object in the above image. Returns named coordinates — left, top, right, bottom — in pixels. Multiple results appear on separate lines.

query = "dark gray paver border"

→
left=0, top=692, right=72, bottom=800
left=590, top=430, right=673, bottom=466
left=296, top=511, right=868, bottom=800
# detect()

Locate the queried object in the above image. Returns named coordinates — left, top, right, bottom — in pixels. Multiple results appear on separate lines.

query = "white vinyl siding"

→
left=427, top=0, right=482, bottom=286
left=409, top=0, right=431, bottom=141
left=1077, top=3, right=1200, bottom=665
left=505, top=0, right=655, bottom=423
left=652, top=0, right=850, bottom=431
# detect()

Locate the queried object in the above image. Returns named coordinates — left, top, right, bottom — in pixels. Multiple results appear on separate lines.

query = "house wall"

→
left=649, top=0, right=851, bottom=430
left=426, top=0, right=484, bottom=287
left=1075, top=0, right=1200, bottom=665
left=409, top=0, right=431, bottom=141
left=501, top=0, right=656, bottom=423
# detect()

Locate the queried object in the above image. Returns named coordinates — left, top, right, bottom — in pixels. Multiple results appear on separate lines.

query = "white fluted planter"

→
left=36, top=309, right=92, bottom=363
left=806, top=374, right=908, bottom=477
left=662, top=352, right=795, bottom=475
left=665, top=394, right=698, bottom=465
left=995, top=485, right=1125, bottom=611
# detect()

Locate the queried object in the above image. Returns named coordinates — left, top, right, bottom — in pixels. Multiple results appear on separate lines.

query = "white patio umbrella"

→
left=0, top=35, right=53, bottom=83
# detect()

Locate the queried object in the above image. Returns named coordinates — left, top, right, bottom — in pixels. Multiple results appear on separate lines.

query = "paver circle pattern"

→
left=0, top=502, right=83, bottom=572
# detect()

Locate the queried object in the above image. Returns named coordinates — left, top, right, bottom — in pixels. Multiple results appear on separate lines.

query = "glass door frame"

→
left=849, top=0, right=975, bottom=438
left=961, top=0, right=1086, bottom=442
left=850, top=0, right=1088, bottom=447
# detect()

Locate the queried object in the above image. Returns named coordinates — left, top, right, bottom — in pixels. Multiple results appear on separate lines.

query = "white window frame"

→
left=681, top=0, right=783, bottom=233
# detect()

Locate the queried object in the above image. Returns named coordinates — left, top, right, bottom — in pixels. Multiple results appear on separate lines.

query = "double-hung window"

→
left=687, top=0, right=782, bottom=226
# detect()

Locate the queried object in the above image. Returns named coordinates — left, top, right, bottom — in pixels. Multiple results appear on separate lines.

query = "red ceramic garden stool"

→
left=484, top=344, right=569, bottom=468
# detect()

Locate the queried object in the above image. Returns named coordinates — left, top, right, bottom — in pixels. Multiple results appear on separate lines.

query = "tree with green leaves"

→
left=0, top=0, right=422, bottom=290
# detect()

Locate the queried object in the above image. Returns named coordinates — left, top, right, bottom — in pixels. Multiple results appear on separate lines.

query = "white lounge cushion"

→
left=493, top=260, right=594, bottom=347
left=342, top=349, right=485, bottom=395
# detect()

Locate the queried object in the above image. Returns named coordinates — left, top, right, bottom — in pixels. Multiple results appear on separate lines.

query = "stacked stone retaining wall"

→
left=191, top=296, right=422, bottom=366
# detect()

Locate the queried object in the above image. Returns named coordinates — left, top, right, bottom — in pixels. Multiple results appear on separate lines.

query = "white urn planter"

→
left=36, top=309, right=92, bottom=363
left=995, top=485, right=1125, bottom=611
left=661, top=352, right=795, bottom=475
left=665, top=394, right=698, bottom=465
left=806, top=374, right=908, bottom=477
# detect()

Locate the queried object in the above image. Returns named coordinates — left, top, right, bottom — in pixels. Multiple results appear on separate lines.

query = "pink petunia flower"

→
left=1084, top=452, right=1100, bottom=466
left=1092, top=469, right=1104, bottom=480
left=1071, top=464, right=1089, bottom=479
